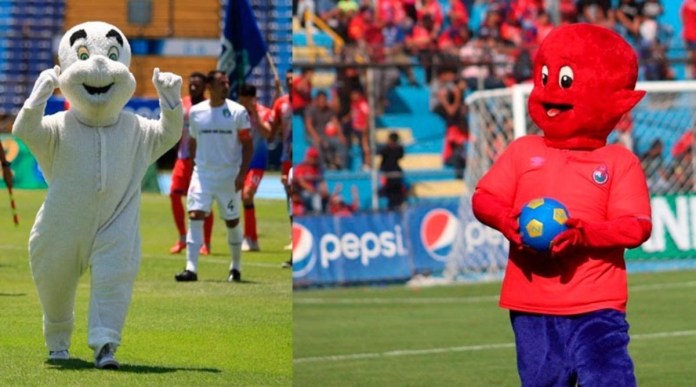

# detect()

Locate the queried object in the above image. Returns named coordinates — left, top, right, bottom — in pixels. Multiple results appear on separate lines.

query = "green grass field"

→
left=294, top=270, right=696, bottom=386
left=0, top=189, right=291, bottom=386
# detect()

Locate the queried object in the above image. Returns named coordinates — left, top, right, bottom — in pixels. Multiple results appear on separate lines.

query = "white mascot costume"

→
left=12, top=21, right=183, bottom=369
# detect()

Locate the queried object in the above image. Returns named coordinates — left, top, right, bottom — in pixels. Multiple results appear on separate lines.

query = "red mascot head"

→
left=528, top=24, right=645, bottom=150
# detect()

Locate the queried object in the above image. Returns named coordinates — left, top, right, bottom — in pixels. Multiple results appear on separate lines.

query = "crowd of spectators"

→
left=292, top=0, right=685, bottom=212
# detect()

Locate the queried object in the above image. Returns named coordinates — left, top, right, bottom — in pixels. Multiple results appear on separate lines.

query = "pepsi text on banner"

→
left=318, top=225, right=408, bottom=268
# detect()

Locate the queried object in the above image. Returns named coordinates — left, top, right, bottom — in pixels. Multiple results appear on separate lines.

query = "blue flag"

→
left=218, top=0, right=268, bottom=97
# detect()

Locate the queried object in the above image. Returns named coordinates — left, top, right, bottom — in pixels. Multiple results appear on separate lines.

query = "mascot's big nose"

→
left=88, top=56, right=113, bottom=72
left=92, top=55, right=108, bottom=70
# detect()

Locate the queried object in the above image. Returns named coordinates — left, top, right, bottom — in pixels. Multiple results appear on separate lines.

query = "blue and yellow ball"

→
left=519, top=197, right=569, bottom=252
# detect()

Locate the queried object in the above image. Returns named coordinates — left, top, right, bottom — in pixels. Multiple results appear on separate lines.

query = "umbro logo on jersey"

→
left=530, top=156, right=545, bottom=168
left=593, top=164, right=609, bottom=185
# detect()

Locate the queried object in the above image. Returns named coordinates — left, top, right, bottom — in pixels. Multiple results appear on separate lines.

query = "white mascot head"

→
left=58, top=21, right=136, bottom=126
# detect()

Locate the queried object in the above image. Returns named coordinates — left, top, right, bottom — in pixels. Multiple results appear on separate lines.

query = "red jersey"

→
left=293, top=161, right=323, bottom=191
left=291, top=76, right=312, bottom=111
left=350, top=98, right=370, bottom=132
left=682, top=0, right=696, bottom=42
left=271, top=94, right=292, bottom=161
left=474, top=136, right=651, bottom=314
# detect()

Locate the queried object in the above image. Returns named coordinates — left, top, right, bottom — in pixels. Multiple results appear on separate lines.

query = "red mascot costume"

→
left=472, top=24, right=652, bottom=386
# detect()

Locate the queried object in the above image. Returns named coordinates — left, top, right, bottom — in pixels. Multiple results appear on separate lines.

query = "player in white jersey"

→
left=175, top=70, right=253, bottom=283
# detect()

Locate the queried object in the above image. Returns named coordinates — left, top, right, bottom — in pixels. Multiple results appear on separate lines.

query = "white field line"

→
left=294, top=330, right=696, bottom=364
left=294, top=281, right=696, bottom=305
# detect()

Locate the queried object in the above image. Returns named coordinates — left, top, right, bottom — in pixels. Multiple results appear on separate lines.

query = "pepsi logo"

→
left=292, top=223, right=316, bottom=278
left=420, top=209, right=460, bottom=262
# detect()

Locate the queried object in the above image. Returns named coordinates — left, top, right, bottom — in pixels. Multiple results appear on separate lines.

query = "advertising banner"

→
left=406, top=202, right=460, bottom=274
left=292, top=212, right=411, bottom=286
left=627, top=193, right=696, bottom=260
left=293, top=193, right=696, bottom=286
left=0, top=134, right=47, bottom=189
left=293, top=201, right=468, bottom=286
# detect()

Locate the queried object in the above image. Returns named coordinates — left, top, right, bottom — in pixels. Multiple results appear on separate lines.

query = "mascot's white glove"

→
left=152, top=67, right=182, bottom=110
left=25, top=65, right=61, bottom=108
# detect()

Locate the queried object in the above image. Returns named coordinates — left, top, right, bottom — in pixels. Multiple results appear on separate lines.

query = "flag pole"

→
left=266, top=52, right=285, bottom=95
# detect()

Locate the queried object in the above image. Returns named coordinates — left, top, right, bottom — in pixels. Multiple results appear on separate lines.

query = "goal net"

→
left=443, top=81, right=696, bottom=282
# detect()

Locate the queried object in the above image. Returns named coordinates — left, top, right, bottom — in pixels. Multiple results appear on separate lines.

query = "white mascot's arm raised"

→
left=12, top=65, right=62, bottom=158
left=141, top=67, right=183, bottom=162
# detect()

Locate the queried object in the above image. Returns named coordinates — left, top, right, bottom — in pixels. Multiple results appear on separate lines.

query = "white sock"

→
left=228, top=225, right=242, bottom=271
left=186, top=219, right=204, bottom=272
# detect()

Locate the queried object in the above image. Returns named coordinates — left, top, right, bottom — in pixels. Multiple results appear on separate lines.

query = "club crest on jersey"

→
left=223, top=108, right=231, bottom=117
left=592, top=164, right=609, bottom=185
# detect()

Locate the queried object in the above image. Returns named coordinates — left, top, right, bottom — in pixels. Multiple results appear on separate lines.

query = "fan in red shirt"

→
left=349, top=89, right=371, bottom=169
left=472, top=24, right=651, bottom=386
left=293, top=147, right=329, bottom=213
left=682, top=0, right=696, bottom=77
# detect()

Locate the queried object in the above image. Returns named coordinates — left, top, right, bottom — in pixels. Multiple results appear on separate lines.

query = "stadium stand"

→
left=292, top=0, right=689, bottom=212
left=0, top=0, right=64, bottom=117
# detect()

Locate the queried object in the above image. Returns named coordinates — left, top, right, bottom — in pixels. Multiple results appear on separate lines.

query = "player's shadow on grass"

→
left=46, top=359, right=221, bottom=373
left=201, top=279, right=259, bottom=285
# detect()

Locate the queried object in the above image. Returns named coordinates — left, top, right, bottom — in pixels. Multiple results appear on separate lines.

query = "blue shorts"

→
left=510, top=309, right=636, bottom=387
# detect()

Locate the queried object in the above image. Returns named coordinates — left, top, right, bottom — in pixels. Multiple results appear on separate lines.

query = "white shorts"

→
left=187, top=169, right=241, bottom=220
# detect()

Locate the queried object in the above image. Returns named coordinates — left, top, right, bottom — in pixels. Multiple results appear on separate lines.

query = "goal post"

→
left=443, top=81, right=696, bottom=282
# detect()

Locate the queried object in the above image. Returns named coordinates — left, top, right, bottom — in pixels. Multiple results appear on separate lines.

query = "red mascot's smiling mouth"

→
left=542, top=102, right=573, bottom=117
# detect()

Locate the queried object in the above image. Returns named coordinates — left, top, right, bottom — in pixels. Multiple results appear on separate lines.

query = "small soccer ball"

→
left=518, top=197, right=569, bottom=252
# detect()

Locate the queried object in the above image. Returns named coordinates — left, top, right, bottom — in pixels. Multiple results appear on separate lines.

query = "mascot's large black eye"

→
left=541, top=65, right=549, bottom=86
left=77, top=46, right=90, bottom=61
left=559, top=66, right=574, bottom=89
left=107, top=46, right=119, bottom=61
left=560, top=75, right=573, bottom=88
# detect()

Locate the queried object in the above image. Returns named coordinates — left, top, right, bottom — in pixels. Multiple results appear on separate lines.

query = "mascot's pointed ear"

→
left=614, top=89, right=646, bottom=114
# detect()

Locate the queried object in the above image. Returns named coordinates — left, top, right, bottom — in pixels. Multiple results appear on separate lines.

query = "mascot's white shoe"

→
left=48, top=350, right=70, bottom=360
left=95, top=343, right=119, bottom=370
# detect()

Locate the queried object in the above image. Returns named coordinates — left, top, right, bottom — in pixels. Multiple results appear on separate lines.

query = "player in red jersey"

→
left=271, top=70, right=293, bottom=267
left=238, top=84, right=273, bottom=251
left=169, top=72, right=214, bottom=255
left=472, top=24, right=651, bottom=386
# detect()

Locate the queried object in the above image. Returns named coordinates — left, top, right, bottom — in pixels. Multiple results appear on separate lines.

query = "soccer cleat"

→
left=283, top=242, right=292, bottom=251
left=199, top=245, right=210, bottom=255
left=241, top=237, right=260, bottom=252
left=228, top=269, right=241, bottom=283
left=169, top=240, right=186, bottom=254
left=174, top=269, right=198, bottom=282
left=95, top=343, right=119, bottom=370
left=48, top=350, right=70, bottom=360
left=281, top=260, right=292, bottom=269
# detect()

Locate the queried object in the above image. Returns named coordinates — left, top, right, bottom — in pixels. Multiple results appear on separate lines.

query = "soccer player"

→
left=270, top=70, right=293, bottom=268
left=174, top=70, right=253, bottom=283
left=1, top=141, right=12, bottom=189
left=168, top=72, right=214, bottom=255
left=238, top=83, right=273, bottom=252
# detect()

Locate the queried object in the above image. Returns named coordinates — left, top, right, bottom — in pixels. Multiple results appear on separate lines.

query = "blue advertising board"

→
left=406, top=202, right=460, bottom=274
left=292, top=212, right=412, bottom=286
left=293, top=201, right=479, bottom=286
